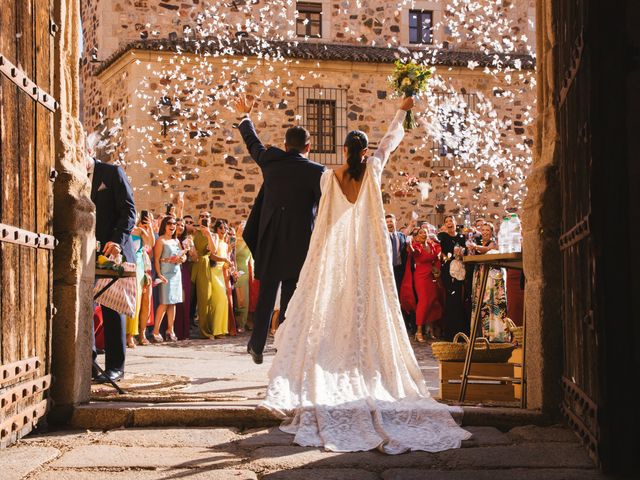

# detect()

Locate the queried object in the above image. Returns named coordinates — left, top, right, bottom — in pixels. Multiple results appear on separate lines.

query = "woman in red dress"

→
left=408, top=228, right=444, bottom=342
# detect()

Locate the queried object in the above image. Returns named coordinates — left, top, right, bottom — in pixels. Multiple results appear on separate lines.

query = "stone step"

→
left=71, top=402, right=551, bottom=430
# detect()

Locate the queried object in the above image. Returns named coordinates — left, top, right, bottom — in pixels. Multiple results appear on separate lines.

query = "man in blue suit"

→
left=86, top=133, right=137, bottom=382
left=234, top=95, right=325, bottom=364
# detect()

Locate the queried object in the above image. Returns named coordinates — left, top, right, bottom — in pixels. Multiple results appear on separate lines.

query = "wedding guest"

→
left=126, top=211, right=155, bottom=348
left=234, top=221, right=253, bottom=333
left=212, top=219, right=232, bottom=338
left=86, top=132, right=136, bottom=383
left=409, top=228, right=443, bottom=343
left=191, top=218, right=230, bottom=338
left=222, top=222, right=238, bottom=336
left=438, top=215, right=468, bottom=340
left=469, top=222, right=509, bottom=341
left=173, top=217, right=196, bottom=340
left=386, top=213, right=414, bottom=335
left=184, top=213, right=198, bottom=324
left=151, top=216, right=184, bottom=343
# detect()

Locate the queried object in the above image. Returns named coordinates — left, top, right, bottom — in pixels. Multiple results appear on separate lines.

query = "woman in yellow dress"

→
left=191, top=215, right=230, bottom=339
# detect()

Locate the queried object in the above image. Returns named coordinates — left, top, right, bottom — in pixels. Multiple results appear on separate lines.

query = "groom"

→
left=234, top=95, right=325, bottom=364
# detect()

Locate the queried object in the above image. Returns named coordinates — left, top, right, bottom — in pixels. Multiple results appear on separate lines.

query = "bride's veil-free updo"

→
left=344, top=130, right=369, bottom=181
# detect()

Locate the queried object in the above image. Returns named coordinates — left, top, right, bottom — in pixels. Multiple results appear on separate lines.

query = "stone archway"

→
left=49, top=0, right=95, bottom=419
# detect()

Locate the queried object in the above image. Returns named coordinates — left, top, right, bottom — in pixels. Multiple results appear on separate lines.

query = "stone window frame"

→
left=287, top=0, right=331, bottom=42
left=297, top=86, right=348, bottom=166
left=408, top=9, right=434, bottom=45
left=429, top=90, right=479, bottom=170
left=399, top=1, right=443, bottom=47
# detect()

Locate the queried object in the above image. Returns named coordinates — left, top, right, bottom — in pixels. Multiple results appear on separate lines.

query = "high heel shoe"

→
left=415, top=331, right=426, bottom=343
left=166, top=331, right=178, bottom=342
left=151, top=333, right=164, bottom=343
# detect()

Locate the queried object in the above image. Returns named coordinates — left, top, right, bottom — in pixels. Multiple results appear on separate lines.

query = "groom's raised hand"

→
left=234, top=94, right=255, bottom=115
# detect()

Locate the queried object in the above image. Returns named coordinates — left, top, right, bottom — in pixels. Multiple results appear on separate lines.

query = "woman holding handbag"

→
left=400, top=228, right=444, bottom=342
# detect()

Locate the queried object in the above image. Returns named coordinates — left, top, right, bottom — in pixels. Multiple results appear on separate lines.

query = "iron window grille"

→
left=298, top=87, right=347, bottom=166
left=296, top=2, right=322, bottom=38
left=430, top=91, right=478, bottom=169
left=409, top=10, right=433, bottom=45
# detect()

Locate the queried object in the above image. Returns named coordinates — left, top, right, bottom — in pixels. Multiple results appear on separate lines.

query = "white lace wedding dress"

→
left=262, top=110, right=472, bottom=454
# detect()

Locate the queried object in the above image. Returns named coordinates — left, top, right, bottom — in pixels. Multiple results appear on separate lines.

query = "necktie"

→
left=391, top=233, right=399, bottom=266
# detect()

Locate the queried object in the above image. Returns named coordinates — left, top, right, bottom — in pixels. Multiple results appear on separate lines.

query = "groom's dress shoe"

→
left=95, top=369, right=124, bottom=383
left=247, top=345, right=263, bottom=365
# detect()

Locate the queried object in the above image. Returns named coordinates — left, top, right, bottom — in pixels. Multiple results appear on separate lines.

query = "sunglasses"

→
left=167, top=222, right=176, bottom=225
left=185, top=220, right=194, bottom=224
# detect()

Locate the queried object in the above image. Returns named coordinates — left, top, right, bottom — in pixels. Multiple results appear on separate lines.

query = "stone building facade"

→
left=81, top=0, right=536, bottom=227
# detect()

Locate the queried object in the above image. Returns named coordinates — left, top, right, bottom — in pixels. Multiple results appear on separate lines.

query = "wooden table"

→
left=459, top=252, right=525, bottom=407
left=94, top=267, right=136, bottom=394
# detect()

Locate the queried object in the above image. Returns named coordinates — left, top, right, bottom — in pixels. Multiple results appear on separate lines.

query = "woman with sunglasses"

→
left=151, top=216, right=185, bottom=342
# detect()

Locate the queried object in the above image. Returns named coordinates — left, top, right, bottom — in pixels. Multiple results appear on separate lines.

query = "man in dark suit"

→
left=386, top=213, right=415, bottom=335
left=86, top=133, right=137, bottom=382
left=234, top=95, right=325, bottom=364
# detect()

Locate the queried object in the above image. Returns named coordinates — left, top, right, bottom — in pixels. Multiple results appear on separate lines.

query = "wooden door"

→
left=555, top=0, right=637, bottom=472
left=0, top=0, right=57, bottom=447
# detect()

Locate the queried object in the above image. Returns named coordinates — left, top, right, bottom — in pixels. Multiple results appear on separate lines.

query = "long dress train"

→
left=263, top=109, right=471, bottom=454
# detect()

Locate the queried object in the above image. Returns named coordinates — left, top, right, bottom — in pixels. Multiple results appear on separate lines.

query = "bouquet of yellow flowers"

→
left=388, top=60, right=433, bottom=129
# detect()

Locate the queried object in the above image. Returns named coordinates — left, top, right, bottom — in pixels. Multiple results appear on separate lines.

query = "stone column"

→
left=49, top=0, right=96, bottom=421
left=521, top=0, right=563, bottom=413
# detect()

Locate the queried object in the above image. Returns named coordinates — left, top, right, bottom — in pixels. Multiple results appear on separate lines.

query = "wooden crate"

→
left=508, top=348, right=523, bottom=400
left=439, top=359, right=521, bottom=403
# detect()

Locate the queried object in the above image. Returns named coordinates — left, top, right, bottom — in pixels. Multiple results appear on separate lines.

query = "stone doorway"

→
left=33, top=0, right=638, bottom=476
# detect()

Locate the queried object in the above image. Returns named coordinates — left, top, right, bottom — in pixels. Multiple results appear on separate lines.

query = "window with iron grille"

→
left=296, top=2, right=322, bottom=38
left=430, top=91, right=478, bottom=169
left=298, top=87, right=347, bottom=166
left=409, top=10, right=433, bottom=45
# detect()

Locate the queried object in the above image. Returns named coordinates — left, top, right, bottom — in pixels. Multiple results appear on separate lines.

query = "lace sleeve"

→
left=371, top=109, right=406, bottom=170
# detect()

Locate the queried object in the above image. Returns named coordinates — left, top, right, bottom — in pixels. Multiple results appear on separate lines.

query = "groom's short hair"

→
left=285, top=126, right=310, bottom=152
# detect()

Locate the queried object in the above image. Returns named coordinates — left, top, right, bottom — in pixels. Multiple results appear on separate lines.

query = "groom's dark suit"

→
left=238, top=118, right=325, bottom=355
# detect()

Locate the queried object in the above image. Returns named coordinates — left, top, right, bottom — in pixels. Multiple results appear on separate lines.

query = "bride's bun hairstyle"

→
left=344, top=130, right=369, bottom=181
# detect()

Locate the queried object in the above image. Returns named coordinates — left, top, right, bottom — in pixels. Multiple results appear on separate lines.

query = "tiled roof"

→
left=96, top=37, right=535, bottom=74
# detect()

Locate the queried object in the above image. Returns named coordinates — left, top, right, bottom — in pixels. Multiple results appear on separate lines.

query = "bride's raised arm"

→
left=373, top=97, right=414, bottom=169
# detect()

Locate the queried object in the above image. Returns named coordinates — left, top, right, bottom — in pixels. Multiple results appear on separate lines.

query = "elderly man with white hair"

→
left=86, top=132, right=137, bottom=383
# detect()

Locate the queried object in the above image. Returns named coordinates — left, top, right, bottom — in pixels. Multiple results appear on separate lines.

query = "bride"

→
left=263, top=96, right=471, bottom=454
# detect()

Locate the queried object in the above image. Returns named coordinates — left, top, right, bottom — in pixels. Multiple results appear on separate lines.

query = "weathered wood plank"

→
left=0, top=0, right=19, bottom=365
left=17, top=0, right=36, bottom=363
left=34, top=0, right=53, bottom=377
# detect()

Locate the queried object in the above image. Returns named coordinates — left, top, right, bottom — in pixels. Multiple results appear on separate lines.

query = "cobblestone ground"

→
left=0, top=333, right=605, bottom=478
left=2, top=424, right=605, bottom=479
left=88, top=332, right=441, bottom=404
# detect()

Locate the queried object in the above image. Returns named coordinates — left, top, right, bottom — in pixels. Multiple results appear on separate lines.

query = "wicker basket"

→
left=505, top=318, right=524, bottom=346
left=431, top=333, right=469, bottom=362
left=432, top=332, right=516, bottom=363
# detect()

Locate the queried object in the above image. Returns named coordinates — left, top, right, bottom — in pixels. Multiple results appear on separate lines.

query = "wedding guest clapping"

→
left=151, top=216, right=185, bottom=343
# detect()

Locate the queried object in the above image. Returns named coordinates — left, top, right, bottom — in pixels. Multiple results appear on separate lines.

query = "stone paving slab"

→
left=99, top=427, right=240, bottom=448
left=461, top=426, right=511, bottom=447
left=263, top=468, right=380, bottom=480
left=381, top=468, right=609, bottom=480
left=0, top=445, right=60, bottom=480
left=34, top=469, right=258, bottom=480
left=238, top=427, right=295, bottom=448
left=248, top=446, right=437, bottom=471
left=51, top=445, right=242, bottom=469
left=436, top=443, right=595, bottom=469
left=507, top=424, right=579, bottom=443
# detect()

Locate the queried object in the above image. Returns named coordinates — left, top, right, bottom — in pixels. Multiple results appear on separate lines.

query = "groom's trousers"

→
left=248, top=277, right=298, bottom=355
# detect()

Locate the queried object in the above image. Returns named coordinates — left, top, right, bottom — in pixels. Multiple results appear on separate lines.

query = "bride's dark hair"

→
left=344, top=130, right=369, bottom=181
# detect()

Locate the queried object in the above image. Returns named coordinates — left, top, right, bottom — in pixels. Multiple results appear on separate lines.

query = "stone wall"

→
left=77, top=0, right=537, bottom=234
left=90, top=52, right=534, bottom=227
